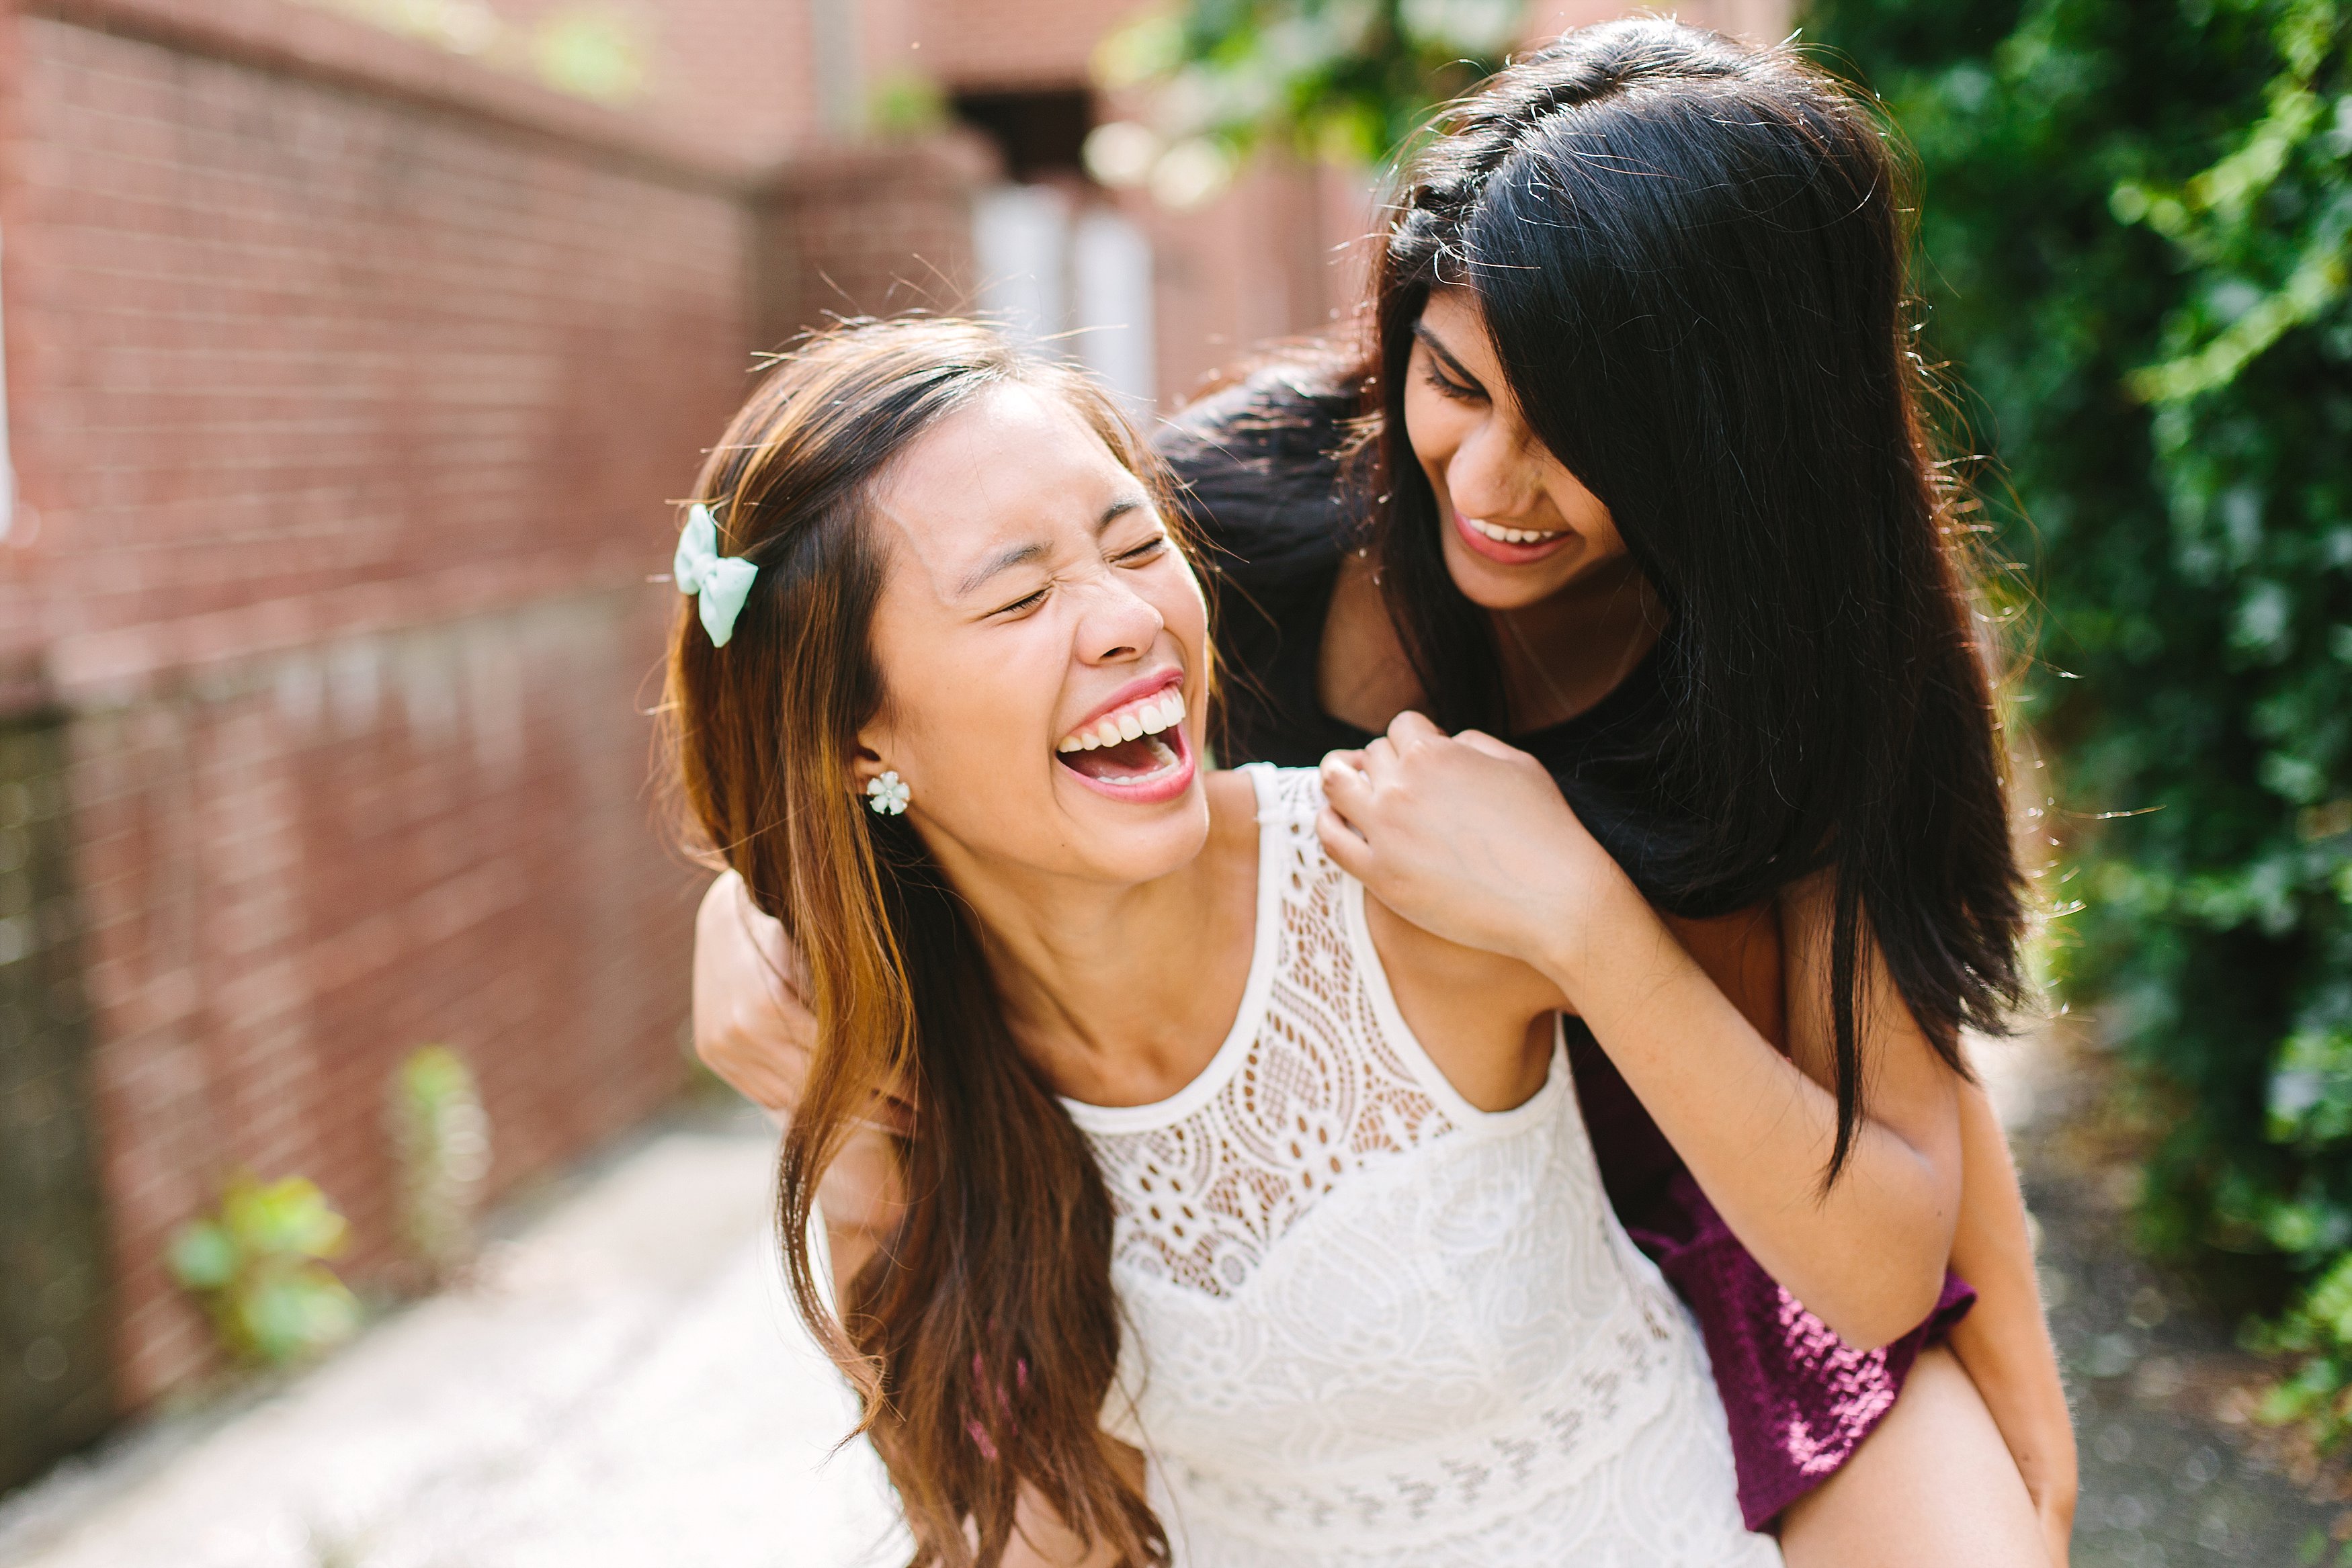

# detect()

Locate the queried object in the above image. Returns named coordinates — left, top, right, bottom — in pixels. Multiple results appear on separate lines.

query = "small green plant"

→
left=168, top=1174, right=362, bottom=1367
left=868, top=70, right=950, bottom=140
left=529, top=5, right=652, bottom=106
left=388, top=1045, right=493, bottom=1284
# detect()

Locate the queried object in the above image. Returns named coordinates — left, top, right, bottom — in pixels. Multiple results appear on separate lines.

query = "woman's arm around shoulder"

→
left=1317, top=714, right=1960, bottom=1350
left=692, top=871, right=820, bottom=1118
left=693, top=871, right=909, bottom=1281
left=1779, top=874, right=2076, bottom=1563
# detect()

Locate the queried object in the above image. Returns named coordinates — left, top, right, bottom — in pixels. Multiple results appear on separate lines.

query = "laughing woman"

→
left=692, top=19, right=2072, bottom=1566
left=670, top=314, right=1885, bottom=1565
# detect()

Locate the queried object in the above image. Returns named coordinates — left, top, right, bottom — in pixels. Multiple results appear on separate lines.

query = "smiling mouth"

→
left=1055, top=688, right=1189, bottom=786
left=1465, top=517, right=1566, bottom=546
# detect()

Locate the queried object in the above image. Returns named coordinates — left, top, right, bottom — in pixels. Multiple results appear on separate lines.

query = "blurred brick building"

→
left=0, top=0, right=1785, bottom=1491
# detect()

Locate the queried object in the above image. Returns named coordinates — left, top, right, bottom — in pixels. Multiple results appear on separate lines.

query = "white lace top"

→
left=1065, top=767, right=1782, bottom=1567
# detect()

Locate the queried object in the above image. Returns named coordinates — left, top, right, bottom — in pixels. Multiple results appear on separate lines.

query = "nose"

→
left=1075, top=572, right=1165, bottom=666
left=1444, top=412, right=1540, bottom=521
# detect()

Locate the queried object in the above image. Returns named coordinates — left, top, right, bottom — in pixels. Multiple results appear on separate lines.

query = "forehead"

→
left=873, top=382, right=1135, bottom=565
left=1419, top=288, right=1499, bottom=365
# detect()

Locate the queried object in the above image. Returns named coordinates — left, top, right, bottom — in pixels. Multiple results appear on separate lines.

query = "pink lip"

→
left=1063, top=668, right=1185, bottom=738
left=1450, top=506, right=1574, bottom=565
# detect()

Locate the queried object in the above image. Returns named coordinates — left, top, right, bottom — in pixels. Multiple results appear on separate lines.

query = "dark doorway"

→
left=952, top=87, right=1094, bottom=181
left=0, top=713, right=112, bottom=1495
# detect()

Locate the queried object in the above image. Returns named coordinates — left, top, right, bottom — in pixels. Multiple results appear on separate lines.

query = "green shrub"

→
left=1091, top=0, right=1517, bottom=205
left=1802, top=0, right=2352, bottom=1424
left=168, top=1173, right=361, bottom=1368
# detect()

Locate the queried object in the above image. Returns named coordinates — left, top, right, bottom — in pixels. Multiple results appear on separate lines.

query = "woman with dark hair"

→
left=694, top=18, right=2074, bottom=1563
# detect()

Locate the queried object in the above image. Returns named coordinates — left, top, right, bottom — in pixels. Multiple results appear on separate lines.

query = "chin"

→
left=1439, top=530, right=1580, bottom=611
left=1063, top=779, right=1212, bottom=883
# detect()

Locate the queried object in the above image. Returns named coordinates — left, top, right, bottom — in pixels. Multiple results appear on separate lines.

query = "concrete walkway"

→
left=10, top=1045, right=2345, bottom=1568
left=0, top=1108, right=905, bottom=1568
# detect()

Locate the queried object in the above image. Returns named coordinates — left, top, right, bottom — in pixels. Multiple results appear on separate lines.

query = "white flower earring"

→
left=865, top=770, right=911, bottom=816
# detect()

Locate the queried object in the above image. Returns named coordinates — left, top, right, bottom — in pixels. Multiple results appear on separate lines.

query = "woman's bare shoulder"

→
left=1361, top=891, right=1564, bottom=1113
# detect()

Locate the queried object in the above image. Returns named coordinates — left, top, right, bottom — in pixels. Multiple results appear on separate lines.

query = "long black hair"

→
left=1368, top=19, right=2027, bottom=1176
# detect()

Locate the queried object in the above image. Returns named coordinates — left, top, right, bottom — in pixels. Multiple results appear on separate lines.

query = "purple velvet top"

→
left=1161, top=369, right=1974, bottom=1528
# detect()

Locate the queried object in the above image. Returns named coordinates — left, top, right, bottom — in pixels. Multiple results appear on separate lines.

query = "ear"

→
left=849, top=718, right=894, bottom=797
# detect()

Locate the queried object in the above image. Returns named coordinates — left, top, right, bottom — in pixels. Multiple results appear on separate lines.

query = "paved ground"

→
left=1990, top=1025, right=2349, bottom=1567
left=0, top=1104, right=905, bottom=1568
left=6, top=1043, right=2349, bottom=1568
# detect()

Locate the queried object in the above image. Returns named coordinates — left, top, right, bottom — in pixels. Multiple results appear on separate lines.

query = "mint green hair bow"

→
left=674, top=503, right=758, bottom=648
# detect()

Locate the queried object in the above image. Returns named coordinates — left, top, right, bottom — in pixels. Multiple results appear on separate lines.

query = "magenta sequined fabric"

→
left=1634, top=1172, right=1976, bottom=1528
left=1569, top=1024, right=1976, bottom=1530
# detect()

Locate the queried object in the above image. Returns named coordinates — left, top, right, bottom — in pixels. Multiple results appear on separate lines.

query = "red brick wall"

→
left=0, top=0, right=1452, bottom=1415
left=4, top=9, right=753, bottom=1403
left=70, top=597, right=696, bottom=1399
left=754, top=134, right=993, bottom=350
left=902, top=0, right=1155, bottom=90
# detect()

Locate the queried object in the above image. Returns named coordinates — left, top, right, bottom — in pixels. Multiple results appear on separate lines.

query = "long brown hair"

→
left=665, top=318, right=1177, bottom=1567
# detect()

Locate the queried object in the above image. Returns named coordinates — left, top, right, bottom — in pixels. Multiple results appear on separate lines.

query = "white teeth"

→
left=1469, top=517, right=1564, bottom=546
left=1055, top=687, right=1189, bottom=756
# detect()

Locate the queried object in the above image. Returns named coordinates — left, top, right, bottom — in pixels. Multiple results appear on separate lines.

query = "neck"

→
left=919, top=773, right=1259, bottom=1106
left=1489, top=556, right=1665, bottom=732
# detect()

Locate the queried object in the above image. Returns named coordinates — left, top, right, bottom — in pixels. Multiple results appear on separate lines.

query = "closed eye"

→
left=1421, top=360, right=1486, bottom=404
left=988, top=533, right=1166, bottom=616
left=989, top=584, right=1050, bottom=617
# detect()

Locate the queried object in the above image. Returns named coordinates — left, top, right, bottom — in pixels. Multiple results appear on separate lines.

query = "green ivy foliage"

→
left=1097, top=0, right=1520, bottom=166
left=1802, top=0, right=2352, bottom=1416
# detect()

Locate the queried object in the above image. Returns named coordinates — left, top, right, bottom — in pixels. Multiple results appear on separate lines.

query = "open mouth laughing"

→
left=1054, top=674, right=1195, bottom=802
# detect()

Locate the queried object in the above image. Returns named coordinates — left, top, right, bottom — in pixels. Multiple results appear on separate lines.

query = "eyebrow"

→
left=956, top=494, right=1151, bottom=598
left=1411, top=320, right=1484, bottom=390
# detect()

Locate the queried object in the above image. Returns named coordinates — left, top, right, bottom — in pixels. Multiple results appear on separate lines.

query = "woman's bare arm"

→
left=1779, top=877, right=2073, bottom=1565
left=1319, top=717, right=1960, bottom=1351
left=693, top=871, right=819, bottom=1116
left=694, top=871, right=909, bottom=1279
left=1945, top=1070, right=2077, bottom=1566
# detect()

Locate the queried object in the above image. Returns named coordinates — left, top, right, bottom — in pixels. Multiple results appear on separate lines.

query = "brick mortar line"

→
left=50, top=574, right=667, bottom=714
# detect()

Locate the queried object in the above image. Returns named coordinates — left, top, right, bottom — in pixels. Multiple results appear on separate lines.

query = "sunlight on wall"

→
left=288, top=0, right=655, bottom=106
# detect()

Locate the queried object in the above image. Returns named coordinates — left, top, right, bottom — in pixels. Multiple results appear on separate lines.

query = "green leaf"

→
left=167, top=1222, right=237, bottom=1291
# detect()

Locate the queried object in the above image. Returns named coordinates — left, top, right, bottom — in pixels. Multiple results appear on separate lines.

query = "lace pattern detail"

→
left=1075, top=767, right=1452, bottom=1297
left=1073, top=767, right=1778, bottom=1567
